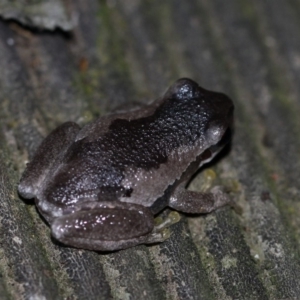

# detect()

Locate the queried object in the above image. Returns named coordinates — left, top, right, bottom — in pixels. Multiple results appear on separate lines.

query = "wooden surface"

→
left=1, top=0, right=300, bottom=299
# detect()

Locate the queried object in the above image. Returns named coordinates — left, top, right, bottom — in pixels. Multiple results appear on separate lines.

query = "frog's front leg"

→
left=51, top=201, right=169, bottom=251
left=168, top=185, right=230, bottom=214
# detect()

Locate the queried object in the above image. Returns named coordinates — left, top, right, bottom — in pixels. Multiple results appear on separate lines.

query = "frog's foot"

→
left=144, top=211, right=181, bottom=244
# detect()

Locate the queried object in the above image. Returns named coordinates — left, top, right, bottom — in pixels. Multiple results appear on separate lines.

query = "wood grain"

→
left=1, top=0, right=300, bottom=299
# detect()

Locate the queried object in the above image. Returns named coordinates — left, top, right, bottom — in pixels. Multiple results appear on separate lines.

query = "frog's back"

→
left=42, top=78, right=233, bottom=210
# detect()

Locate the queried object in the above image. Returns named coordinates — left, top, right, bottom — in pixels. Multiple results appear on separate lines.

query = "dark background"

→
left=1, top=0, right=300, bottom=299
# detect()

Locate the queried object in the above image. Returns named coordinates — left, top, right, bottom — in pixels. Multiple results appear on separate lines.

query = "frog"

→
left=18, top=78, right=234, bottom=251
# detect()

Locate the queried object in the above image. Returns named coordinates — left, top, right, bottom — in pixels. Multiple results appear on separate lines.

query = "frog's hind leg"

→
left=18, top=122, right=80, bottom=199
left=51, top=201, right=172, bottom=251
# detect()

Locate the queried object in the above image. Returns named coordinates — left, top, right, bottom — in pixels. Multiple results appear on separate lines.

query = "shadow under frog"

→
left=18, top=78, right=234, bottom=251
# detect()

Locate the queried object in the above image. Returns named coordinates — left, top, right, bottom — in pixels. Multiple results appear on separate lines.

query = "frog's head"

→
left=164, top=78, right=234, bottom=157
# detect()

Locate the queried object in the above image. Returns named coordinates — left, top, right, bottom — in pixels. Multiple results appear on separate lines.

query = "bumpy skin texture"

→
left=18, top=78, right=234, bottom=251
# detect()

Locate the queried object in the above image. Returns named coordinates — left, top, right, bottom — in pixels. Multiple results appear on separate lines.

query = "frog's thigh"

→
left=168, top=186, right=230, bottom=214
left=18, top=122, right=80, bottom=199
left=51, top=201, right=156, bottom=251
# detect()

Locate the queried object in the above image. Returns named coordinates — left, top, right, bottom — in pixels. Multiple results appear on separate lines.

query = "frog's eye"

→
left=164, top=78, right=200, bottom=100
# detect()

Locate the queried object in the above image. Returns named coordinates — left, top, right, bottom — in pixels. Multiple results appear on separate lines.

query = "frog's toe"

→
left=144, top=211, right=181, bottom=244
left=144, top=228, right=171, bottom=244
left=154, top=211, right=181, bottom=230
